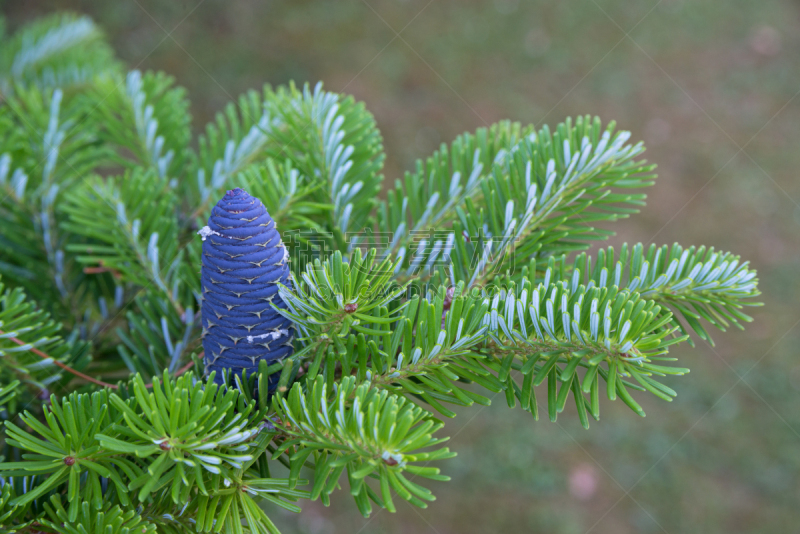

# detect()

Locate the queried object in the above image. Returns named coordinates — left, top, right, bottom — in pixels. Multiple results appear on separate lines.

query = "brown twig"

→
left=175, top=359, right=197, bottom=376
left=0, top=329, right=119, bottom=389
left=82, top=265, right=121, bottom=278
left=142, top=359, right=197, bottom=388
left=2, top=330, right=203, bottom=392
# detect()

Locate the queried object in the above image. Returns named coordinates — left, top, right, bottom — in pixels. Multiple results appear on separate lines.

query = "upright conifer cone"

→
left=199, top=188, right=294, bottom=384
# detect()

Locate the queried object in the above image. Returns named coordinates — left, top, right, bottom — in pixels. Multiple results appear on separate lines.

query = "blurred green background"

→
left=4, top=1, right=800, bottom=532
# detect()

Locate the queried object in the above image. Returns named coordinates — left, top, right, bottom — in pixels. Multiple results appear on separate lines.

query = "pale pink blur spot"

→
left=569, top=464, right=598, bottom=501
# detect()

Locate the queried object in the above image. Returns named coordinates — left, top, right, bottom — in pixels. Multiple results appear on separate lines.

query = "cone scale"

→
left=199, top=188, right=293, bottom=384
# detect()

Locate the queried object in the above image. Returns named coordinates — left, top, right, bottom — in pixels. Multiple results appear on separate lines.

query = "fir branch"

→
left=115, top=292, right=197, bottom=379
left=191, top=86, right=279, bottom=215
left=276, top=248, right=407, bottom=373
left=483, top=278, right=690, bottom=423
left=0, top=328, right=114, bottom=390
left=0, top=281, right=92, bottom=401
left=0, top=372, right=305, bottom=531
left=60, top=169, right=180, bottom=297
left=554, top=243, right=761, bottom=345
left=263, top=82, right=385, bottom=249
left=390, top=117, right=655, bottom=288
left=90, top=70, right=192, bottom=180
left=379, top=121, right=527, bottom=271
left=272, top=376, right=454, bottom=515
left=40, top=495, right=157, bottom=534
left=0, top=87, right=111, bottom=310
left=361, top=288, right=496, bottom=418
left=0, top=15, right=766, bottom=531
left=0, top=13, right=118, bottom=94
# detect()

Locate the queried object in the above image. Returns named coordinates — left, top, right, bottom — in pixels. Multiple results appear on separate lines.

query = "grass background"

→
left=4, top=1, right=800, bottom=532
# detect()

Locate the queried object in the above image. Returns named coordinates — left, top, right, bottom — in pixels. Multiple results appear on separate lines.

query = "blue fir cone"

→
left=198, top=188, right=294, bottom=385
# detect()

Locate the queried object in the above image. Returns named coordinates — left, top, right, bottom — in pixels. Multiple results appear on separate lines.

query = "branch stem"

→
left=0, top=328, right=119, bottom=389
left=0, top=333, right=200, bottom=391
